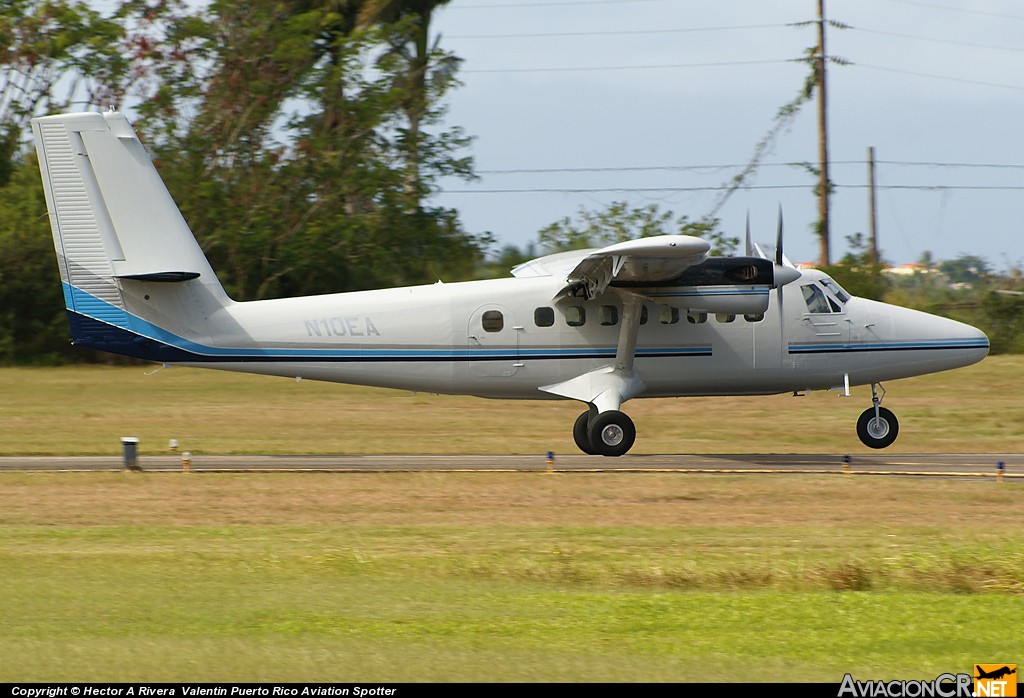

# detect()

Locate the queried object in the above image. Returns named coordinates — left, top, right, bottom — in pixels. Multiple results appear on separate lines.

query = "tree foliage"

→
left=0, top=0, right=489, bottom=362
left=818, top=232, right=890, bottom=301
left=3, top=2, right=1024, bottom=364
left=537, top=201, right=737, bottom=255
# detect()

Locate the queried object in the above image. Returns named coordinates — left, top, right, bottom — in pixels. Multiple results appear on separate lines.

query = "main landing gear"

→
left=856, top=382, right=899, bottom=449
left=573, top=407, right=636, bottom=457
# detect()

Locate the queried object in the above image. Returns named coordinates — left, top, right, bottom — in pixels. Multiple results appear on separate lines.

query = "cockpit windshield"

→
left=819, top=277, right=851, bottom=304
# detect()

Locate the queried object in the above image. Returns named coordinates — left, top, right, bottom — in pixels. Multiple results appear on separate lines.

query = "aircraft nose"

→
left=964, top=322, right=990, bottom=361
left=940, top=315, right=989, bottom=367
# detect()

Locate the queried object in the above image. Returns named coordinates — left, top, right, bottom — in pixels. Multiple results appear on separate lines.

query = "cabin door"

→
left=467, top=304, right=521, bottom=377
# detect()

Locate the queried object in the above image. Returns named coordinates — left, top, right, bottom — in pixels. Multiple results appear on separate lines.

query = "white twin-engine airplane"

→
left=32, top=111, right=990, bottom=456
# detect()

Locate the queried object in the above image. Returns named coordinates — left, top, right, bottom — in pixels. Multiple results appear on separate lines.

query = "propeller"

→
left=772, top=207, right=801, bottom=287
left=776, top=206, right=784, bottom=266
left=771, top=207, right=801, bottom=353
left=745, top=211, right=753, bottom=257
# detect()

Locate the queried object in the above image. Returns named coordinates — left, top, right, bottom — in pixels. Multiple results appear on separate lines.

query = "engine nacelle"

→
left=648, top=285, right=771, bottom=315
left=615, top=256, right=778, bottom=314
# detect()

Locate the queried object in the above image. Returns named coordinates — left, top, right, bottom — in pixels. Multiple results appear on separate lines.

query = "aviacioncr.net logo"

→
left=838, top=673, right=974, bottom=697
left=974, top=665, right=1017, bottom=698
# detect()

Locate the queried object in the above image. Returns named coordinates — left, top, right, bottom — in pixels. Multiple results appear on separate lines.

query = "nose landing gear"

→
left=857, top=382, right=899, bottom=449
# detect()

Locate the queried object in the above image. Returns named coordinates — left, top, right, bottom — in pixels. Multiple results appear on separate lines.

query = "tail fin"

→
left=31, top=111, right=229, bottom=359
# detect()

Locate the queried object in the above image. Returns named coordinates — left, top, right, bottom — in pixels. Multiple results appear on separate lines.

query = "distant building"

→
left=881, top=263, right=935, bottom=277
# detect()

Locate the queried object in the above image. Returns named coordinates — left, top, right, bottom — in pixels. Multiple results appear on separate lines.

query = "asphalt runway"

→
left=0, top=452, right=1020, bottom=479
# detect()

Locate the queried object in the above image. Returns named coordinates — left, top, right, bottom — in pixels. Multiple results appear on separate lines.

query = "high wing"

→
left=512, top=235, right=711, bottom=300
left=517, top=236, right=712, bottom=437
left=521, top=235, right=801, bottom=454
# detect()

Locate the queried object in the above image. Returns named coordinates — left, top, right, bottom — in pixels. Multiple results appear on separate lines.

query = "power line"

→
left=448, top=23, right=792, bottom=39
left=475, top=160, right=1024, bottom=175
left=854, top=26, right=1024, bottom=54
left=855, top=62, right=1024, bottom=92
left=452, top=0, right=670, bottom=9
left=877, top=160, right=1024, bottom=170
left=442, top=184, right=1024, bottom=194
left=885, top=0, right=1024, bottom=22
left=462, top=58, right=796, bottom=74
left=448, top=20, right=1023, bottom=59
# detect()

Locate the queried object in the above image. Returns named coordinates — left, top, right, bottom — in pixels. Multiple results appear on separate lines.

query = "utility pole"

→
left=867, top=146, right=879, bottom=265
left=816, top=0, right=831, bottom=267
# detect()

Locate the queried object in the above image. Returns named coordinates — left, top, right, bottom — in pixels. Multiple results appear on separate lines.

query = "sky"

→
left=427, top=0, right=1024, bottom=269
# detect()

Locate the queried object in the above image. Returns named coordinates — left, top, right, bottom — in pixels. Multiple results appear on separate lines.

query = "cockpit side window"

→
left=801, top=284, right=832, bottom=314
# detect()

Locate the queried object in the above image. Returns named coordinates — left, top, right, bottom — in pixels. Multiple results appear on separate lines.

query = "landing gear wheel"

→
left=572, top=410, right=598, bottom=455
left=587, top=410, right=636, bottom=457
left=857, top=407, right=899, bottom=449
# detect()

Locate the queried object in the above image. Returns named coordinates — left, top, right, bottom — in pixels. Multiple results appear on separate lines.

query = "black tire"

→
left=587, top=410, right=636, bottom=457
left=857, top=406, right=899, bottom=449
left=572, top=410, right=598, bottom=455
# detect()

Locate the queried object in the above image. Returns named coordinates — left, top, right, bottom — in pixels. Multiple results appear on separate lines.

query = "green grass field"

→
left=1, top=356, right=1022, bottom=455
left=1, top=360, right=1022, bottom=682
left=1, top=473, right=1022, bottom=682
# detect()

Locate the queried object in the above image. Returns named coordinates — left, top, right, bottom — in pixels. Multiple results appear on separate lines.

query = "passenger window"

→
left=639, top=305, right=649, bottom=325
left=565, top=305, right=586, bottom=327
left=687, top=311, right=707, bottom=324
left=482, top=310, right=504, bottom=332
left=659, top=306, right=679, bottom=325
left=599, top=305, right=618, bottom=326
left=744, top=313, right=765, bottom=323
left=716, top=313, right=735, bottom=324
left=801, top=284, right=832, bottom=314
left=534, top=307, right=554, bottom=327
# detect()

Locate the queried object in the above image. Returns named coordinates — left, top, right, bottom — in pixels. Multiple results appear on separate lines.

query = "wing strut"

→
left=539, top=290, right=647, bottom=413
left=615, top=293, right=644, bottom=372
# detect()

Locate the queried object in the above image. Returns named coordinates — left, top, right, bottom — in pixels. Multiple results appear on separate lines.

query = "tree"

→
left=356, top=0, right=455, bottom=213
left=819, top=232, right=889, bottom=301
left=0, top=0, right=129, bottom=183
left=0, top=154, right=77, bottom=363
left=1, top=0, right=488, bottom=363
left=121, top=0, right=485, bottom=299
left=537, top=201, right=737, bottom=254
left=938, top=254, right=992, bottom=285
left=476, top=242, right=536, bottom=279
left=979, top=291, right=1024, bottom=354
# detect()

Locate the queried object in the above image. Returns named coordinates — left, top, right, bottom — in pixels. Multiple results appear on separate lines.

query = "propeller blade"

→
left=745, top=212, right=753, bottom=257
left=775, top=206, right=784, bottom=266
left=775, top=206, right=787, bottom=351
left=770, top=205, right=800, bottom=287
left=777, top=281, right=786, bottom=352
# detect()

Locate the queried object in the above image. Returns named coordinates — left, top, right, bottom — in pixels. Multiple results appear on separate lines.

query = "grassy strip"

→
left=1, top=472, right=1022, bottom=681
left=1, top=356, right=1022, bottom=455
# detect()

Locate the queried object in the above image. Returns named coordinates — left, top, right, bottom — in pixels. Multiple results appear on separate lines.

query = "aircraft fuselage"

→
left=87, top=268, right=988, bottom=401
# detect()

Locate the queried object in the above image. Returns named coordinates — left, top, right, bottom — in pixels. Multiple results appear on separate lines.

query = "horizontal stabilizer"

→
left=116, top=271, right=202, bottom=283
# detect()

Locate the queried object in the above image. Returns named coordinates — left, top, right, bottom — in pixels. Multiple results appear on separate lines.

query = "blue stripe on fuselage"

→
left=63, top=285, right=712, bottom=363
left=787, top=339, right=989, bottom=354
